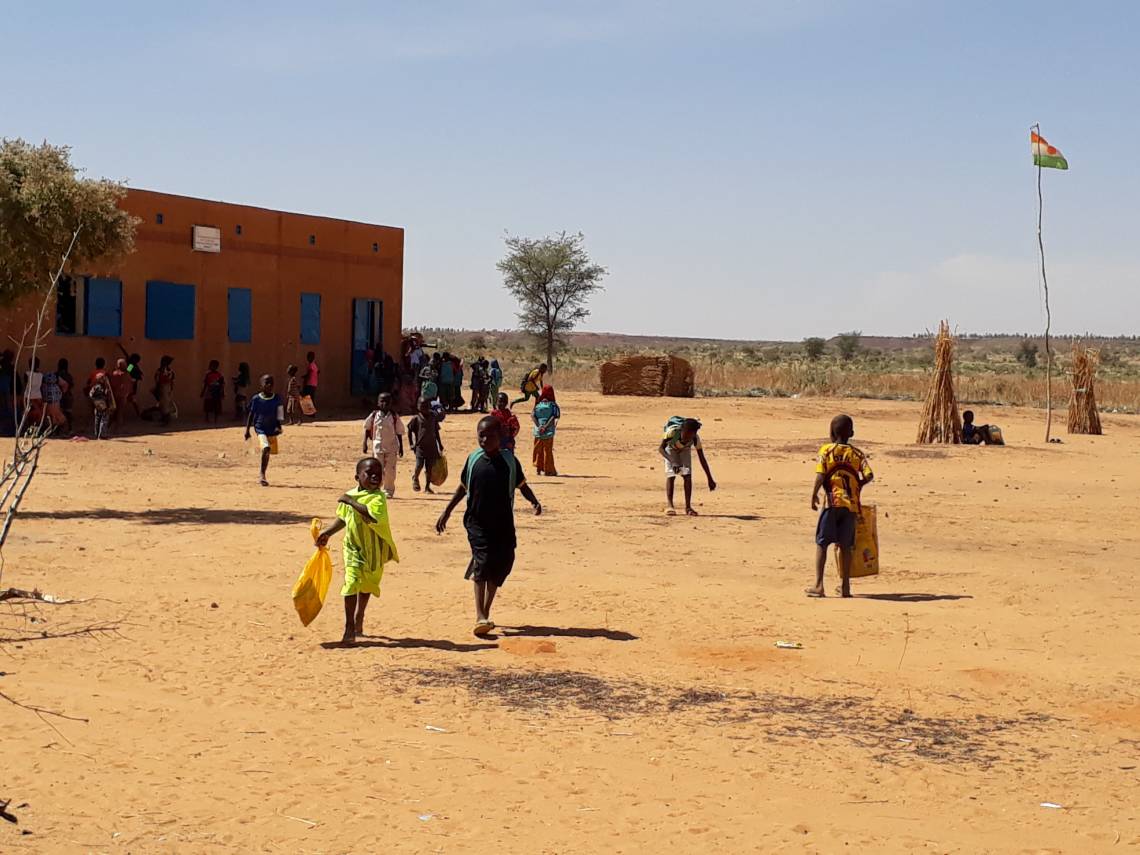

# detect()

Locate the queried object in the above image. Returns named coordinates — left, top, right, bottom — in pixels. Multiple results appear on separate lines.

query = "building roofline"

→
left=125, top=186, right=404, bottom=232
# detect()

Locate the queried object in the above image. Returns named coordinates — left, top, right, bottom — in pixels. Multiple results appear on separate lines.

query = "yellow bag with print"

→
left=293, top=518, right=333, bottom=626
left=833, top=504, right=880, bottom=579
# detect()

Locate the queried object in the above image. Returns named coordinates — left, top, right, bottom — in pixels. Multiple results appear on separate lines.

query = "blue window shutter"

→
left=300, top=292, right=321, bottom=344
left=145, top=281, right=196, bottom=340
left=227, top=288, right=252, bottom=343
left=85, top=277, right=122, bottom=337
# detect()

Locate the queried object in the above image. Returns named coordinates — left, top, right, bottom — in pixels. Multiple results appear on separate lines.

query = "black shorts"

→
left=464, top=541, right=516, bottom=587
left=816, top=507, right=856, bottom=548
left=301, top=385, right=316, bottom=399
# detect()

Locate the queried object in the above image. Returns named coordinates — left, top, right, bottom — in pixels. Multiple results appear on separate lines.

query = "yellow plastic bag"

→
left=293, top=519, right=333, bottom=626
left=429, top=454, right=448, bottom=487
left=833, top=504, right=880, bottom=579
left=300, top=395, right=317, bottom=416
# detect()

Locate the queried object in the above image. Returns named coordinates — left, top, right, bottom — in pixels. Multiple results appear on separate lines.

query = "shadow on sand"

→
left=856, top=592, right=973, bottom=603
left=497, top=625, right=638, bottom=642
left=19, top=507, right=313, bottom=526
left=320, top=636, right=497, bottom=652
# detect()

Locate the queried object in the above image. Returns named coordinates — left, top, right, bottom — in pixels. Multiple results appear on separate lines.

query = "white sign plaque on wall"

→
left=192, top=225, right=222, bottom=253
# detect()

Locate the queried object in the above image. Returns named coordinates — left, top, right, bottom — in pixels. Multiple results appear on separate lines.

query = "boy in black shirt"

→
left=436, top=416, right=542, bottom=636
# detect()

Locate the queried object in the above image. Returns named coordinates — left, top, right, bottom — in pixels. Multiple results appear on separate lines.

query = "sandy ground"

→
left=2, top=392, right=1139, bottom=853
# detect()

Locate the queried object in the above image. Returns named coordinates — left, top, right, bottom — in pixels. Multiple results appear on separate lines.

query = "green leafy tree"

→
left=497, top=231, right=607, bottom=371
left=1, top=138, right=137, bottom=306
left=836, top=330, right=862, bottom=363
left=803, top=337, right=826, bottom=361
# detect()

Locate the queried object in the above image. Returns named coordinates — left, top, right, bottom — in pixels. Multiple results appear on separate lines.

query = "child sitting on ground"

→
left=807, top=414, right=874, bottom=599
left=316, top=457, right=400, bottom=644
left=962, top=410, right=1003, bottom=445
left=531, top=385, right=560, bottom=476
left=244, top=375, right=284, bottom=487
left=408, top=397, right=444, bottom=493
left=659, top=417, right=717, bottom=516
left=436, top=416, right=542, bottom=637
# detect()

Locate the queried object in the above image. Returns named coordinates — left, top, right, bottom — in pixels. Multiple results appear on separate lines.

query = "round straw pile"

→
left=916, top=321, right=962, bottom=444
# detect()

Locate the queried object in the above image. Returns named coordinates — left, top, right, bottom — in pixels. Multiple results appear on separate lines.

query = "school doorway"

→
left=351, top=298, right=383, bottom=396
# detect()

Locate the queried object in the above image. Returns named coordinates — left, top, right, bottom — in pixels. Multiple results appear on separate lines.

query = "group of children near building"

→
left=1, top=348, right=149, bottom=439
left=0, top=348, right=322, bottom=440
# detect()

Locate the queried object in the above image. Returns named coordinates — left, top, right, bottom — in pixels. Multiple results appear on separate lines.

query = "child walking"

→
left=531, top=385, right=560, bottom=476
left=316, top=457, right=400, bottom=644
left=233, top=362, right=251, bottom=420
left=89, top=369, right=115, bottom=439
left=285, top=364, right=303, bottom=426
left=201, top=360, right=225, bottom=424
left=363, top=392, right=405, bottom=498
left=807, top=414, right=874, bottom=599
left=436, top=416, right=542, bottom=636
left=244, top=374, right=284, bottom=487
left=659, top=417, right=717, bottom=515
left=408, top=397, right=444, bottom=494
left=492, top=393, right=520, bottom=452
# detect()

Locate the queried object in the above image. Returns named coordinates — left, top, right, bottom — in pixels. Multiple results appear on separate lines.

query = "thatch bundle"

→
left=916, top=321, right=962, bottom=444
left=1067, top=343, right=1103, bottom=435
left=599, top=354, right=694, bottom=397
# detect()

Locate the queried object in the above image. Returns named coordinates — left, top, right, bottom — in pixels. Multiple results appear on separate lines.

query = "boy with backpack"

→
left=807, top=414, right=874, bottom=599
left=659, top=416, right=717, bottom=516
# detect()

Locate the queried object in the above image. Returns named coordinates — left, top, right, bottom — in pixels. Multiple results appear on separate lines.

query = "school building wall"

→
left=2, top=188, right=404, bottom=411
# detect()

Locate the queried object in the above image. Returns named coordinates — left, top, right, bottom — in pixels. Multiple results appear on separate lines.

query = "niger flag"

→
left=1032, top=132, right=1069, bottom=170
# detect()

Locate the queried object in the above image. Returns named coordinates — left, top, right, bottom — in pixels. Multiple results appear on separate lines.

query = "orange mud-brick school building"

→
left=3, top=189, right=404, bottom=410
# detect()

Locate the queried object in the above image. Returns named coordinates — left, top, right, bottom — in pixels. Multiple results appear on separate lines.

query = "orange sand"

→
left=3, top=393, right=1138, bottom=852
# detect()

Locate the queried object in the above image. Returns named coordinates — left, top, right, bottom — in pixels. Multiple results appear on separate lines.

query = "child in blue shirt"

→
left=244, top=374, right=284, bottom=486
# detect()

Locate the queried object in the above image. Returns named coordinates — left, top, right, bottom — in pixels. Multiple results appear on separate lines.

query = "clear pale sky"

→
left=4, top=1, right=1138, bottom=340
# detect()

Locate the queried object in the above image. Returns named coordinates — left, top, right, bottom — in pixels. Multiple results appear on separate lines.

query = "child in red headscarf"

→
left=531, top=386, right=560, bottom=476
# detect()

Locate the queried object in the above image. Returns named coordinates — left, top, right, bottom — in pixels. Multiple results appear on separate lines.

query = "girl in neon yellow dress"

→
left=317, top=458, right=400, bottom=644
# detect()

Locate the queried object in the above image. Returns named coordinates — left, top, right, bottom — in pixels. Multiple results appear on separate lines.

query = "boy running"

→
left=316, top=457, right=400, bottom=644
left=245, top=375, right=285, bottom=487
left=512, top=363, right=548, bottom=407
left=659, top=417, right=717, bottom=516
left=436, top=416, right=542, bottom=636
left=807, top=414, right=874, bottom=599
left=363, top=392, right=405, bottom=498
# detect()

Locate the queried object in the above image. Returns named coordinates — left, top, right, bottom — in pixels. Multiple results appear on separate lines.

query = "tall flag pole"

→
left=1031, top=125, right=1068, bottom=442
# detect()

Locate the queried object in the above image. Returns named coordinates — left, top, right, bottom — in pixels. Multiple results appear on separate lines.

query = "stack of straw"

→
left=916, top=321, right=962, bottom=444
left=1067, top=343, right=1102, bottom=435
left=599, top=354, right=695, bottom=397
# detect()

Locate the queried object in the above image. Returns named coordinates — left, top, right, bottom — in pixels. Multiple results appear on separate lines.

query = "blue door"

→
left=351, top=298, right=383, bottom=396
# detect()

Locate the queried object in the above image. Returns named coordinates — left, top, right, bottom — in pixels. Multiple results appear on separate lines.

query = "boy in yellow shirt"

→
left=317, top=458, right=400, bottom=643
left=807, top=414, right=873, bottom=599
left=512, top=363, right=548, bottom=407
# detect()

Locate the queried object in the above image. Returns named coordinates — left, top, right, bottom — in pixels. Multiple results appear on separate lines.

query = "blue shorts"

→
left=816, top=507, right=856, bottom=548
